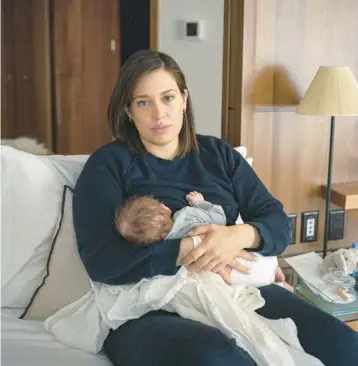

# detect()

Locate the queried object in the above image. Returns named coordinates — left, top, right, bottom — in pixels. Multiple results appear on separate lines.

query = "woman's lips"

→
left=152, top=125, right=171, bottom=133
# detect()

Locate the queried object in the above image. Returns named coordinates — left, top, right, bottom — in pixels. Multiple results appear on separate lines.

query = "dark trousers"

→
left=103, top=284, right=358, bottom=366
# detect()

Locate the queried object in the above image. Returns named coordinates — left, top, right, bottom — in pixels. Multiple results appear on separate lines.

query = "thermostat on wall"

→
left=180, top=20, right=204, bottom=41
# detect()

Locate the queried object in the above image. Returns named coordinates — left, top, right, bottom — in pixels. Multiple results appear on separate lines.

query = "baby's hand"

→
left=186, top=191, right=204, bottom=206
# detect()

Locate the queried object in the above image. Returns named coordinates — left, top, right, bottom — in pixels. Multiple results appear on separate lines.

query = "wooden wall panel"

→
left=13, top=0, right=52, bottom=148
left=53, top=0, right=82, bottom=76
left=226, top=0, right=358, bottom=255
left=1, top=0, right=16, bottom=137
left=54, top=0, right=120, bottom=154
left=150, top=0, right=158, bottom=49
left=81, top=0, right=120, bottom=153
left=1, top=0, right=52, bottom=148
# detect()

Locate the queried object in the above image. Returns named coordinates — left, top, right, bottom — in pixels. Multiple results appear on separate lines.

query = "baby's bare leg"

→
left=186, top=191, right=204, bottom=206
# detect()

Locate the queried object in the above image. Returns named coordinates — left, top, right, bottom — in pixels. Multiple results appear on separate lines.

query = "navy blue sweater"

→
left=73, top=135, right=290, bottom=285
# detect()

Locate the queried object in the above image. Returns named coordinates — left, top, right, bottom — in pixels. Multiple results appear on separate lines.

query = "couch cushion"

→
left=1, top=310, right=112, bottom=366
left=1, top=147, right=88, bottom=309
left=21, top=186, right=91, bottom=320
left=1, top=147, right=64, bottom=308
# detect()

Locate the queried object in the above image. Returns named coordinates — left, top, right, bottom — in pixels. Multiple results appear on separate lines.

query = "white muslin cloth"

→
left=45, top=268, right=324, bottom=366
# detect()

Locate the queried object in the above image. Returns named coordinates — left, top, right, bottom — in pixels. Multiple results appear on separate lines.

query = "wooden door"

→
left=1, top=0, right=16, bottom=138
left=1, top=0, right=52, bottom=149
left=53, top=0, right=120, bottom=154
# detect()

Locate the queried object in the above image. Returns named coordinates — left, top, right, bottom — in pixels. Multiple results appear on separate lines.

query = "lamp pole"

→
left=323, top=115, right=335, bottom=258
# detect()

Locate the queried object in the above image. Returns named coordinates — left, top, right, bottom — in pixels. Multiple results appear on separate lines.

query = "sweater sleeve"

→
left=227, top=147, right=290, bottom=256
left=72, top=150, right=181, bottom=285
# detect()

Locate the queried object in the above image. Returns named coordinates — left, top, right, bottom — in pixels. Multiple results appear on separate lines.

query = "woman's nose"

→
left=151, top=101, right=165, bottom=121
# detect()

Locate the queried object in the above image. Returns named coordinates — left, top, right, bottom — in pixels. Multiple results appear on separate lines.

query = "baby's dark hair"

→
left=115, top=195, right=174, bottom=245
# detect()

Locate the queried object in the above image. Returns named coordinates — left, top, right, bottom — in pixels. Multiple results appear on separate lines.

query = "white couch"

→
left=1, top=146, right=113, bottom=366
left=0, top=145, right=252, bottom=365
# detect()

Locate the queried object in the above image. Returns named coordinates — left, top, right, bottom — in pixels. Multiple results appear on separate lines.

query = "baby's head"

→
left=115, top=195, right=174, bottom=246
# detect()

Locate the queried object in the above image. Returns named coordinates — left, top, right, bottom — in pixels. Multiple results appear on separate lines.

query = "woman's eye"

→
left=137, top=100, right=149, bottom=107
left=163, top=95, right=174, bottom=103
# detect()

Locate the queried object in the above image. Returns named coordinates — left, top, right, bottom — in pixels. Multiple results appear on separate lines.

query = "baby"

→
left=115, top=192, right=292, bottom=290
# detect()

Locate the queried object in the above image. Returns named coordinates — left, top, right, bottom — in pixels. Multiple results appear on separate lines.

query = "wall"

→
left=158, top=0, right=224, bottom=137
left=226, top=0, right=358, bottom=255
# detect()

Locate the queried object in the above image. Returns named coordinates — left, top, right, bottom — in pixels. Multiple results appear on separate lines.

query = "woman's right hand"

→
left=177, top=237, right=253, bottom=284
left=176, top=237, right=196, bottom=266
left=176, top=236, right=234, bottom=285
left=217, top=249, right=256, bottom=284
left=180, top=224, right=258, bottom=275
left=216, top=266, right=233, bottom=285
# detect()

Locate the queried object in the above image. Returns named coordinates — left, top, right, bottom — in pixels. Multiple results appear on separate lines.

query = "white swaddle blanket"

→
left=45, top=268, right=324, bottom=366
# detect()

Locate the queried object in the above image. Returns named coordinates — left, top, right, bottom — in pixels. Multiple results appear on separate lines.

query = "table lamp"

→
left=296, top=66, right=358, bottom=257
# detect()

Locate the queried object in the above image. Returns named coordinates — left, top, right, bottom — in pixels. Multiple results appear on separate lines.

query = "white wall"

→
left=158, top=0, right=224, bottom=138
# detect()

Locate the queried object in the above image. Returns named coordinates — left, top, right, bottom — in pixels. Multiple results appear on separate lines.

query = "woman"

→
left=73, top=50, right=358, bottom=366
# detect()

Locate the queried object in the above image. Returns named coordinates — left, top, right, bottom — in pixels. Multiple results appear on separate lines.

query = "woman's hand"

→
left=216, top=266, right=233, bottom=285
left=180, top=224, right=259, bottom=274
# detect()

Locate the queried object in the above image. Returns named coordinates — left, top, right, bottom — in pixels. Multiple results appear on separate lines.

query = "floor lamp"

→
left=296, top=66, right=358, bottom=258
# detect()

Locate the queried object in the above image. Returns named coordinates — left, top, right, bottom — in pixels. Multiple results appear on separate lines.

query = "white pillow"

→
left=0, top=147, right=87, bottom=309
left=235, top=146, right=254, bottom=224
left=40, top=154, right=88, bottom=188
left=235, top=146, right=254, bottom=167
left=21, top=186, right=91, bottom=320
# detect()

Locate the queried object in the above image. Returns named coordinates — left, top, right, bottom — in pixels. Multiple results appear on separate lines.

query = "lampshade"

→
left=296, top=66, right=358, bottom=116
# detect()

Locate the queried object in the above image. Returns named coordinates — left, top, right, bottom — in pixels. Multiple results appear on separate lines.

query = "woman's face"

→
left=127, top=69, right=188, bottom=151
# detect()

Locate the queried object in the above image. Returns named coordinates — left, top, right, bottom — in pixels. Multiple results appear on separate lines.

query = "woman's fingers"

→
left=211, top=262, right=226, bottom=273
left=181, top=245, right=207, bottom=266
left=217, top=267, right=232, bottom=285
left=236, top=250, right=257, bottom=262
left=188, top=224, right=214, bottom=237
left=227, top=250, right=256, bottom=273
left=228, top=259, right=251, bottom=274
left=187, top=252, right=225, bottom=272
left=200, top=258, right=222, bottom=272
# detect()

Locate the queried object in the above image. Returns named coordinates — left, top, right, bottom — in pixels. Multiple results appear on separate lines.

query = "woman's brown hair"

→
left=108, top=49, right=197, bottom=155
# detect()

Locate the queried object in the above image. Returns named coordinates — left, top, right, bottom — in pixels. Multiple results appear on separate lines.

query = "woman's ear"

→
left=125, top=106, right=131, bottom=119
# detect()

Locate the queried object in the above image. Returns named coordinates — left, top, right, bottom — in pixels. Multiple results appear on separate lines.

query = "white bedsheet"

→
left=1, top=310, right=112, bottom=366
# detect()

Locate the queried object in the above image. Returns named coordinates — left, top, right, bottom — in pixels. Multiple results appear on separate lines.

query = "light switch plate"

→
left=179, top=20, right=205, bottom=41
left=287, top=214, right=297, bottom=244
left=328, top=210, right=345, bottom=240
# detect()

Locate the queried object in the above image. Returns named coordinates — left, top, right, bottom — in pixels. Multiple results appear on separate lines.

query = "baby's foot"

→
left=186, top=191, right=204, bottom=206
left=275, top=266, right=294, bottom=292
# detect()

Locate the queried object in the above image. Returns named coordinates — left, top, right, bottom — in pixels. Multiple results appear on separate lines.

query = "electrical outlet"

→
left=301, top=211, right=319, bottom=242
left=287, top=214, right=297, bottom=244
left=328, top=210, right=345, bottom=240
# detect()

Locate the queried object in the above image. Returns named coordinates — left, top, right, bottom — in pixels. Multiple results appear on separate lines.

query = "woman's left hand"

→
left=180, top=224, right=258, bottom=274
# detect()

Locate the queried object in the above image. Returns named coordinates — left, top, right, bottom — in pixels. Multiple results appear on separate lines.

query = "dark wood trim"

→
left=43, top=0, right=53, bottom=151
left=1, top=0, right=17, bottom=138
left=150, top=0, right=158, bottom=49
left=221, top=0, right=231, bottom=141
left=221, top=0, right=245, bottom=146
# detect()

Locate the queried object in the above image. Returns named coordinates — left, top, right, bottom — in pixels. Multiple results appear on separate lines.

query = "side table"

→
left=293, top=272, right=358, bottom=323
